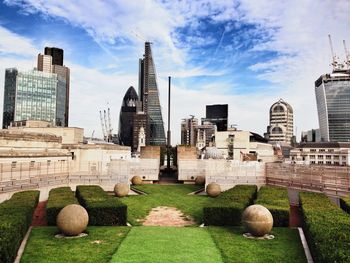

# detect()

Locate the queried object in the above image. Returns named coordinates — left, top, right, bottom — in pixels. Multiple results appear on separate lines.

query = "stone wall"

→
left=178, top=159, right=265, bottom=190
left=177, top=146, right=197, bottom=160
left=140, top=146, right=160, bottom=159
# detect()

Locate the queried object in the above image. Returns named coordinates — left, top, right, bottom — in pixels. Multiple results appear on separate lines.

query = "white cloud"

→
left=0, top=25, right=38, bottom=57
left=2, top=0, right=350, bottom=144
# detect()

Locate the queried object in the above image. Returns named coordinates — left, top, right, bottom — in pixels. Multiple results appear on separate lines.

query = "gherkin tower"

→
left=139, top=42, right=166, bottom=145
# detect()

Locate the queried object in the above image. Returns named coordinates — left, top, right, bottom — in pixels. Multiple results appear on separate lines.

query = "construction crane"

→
left=343, top=40, right=350, bottom=68
left=328, top=34, right=344, bottom=71
left=103, top=110, right=109, bottom=141
left=99, top=111, right=107, bottom=141
left=107, top=107, right=113, bottom=142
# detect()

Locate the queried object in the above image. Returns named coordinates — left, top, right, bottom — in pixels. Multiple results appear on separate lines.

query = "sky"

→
left=0, top=0, right=350, bottom=144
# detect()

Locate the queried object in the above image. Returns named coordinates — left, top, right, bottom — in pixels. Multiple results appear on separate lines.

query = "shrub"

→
left=46, top=187, right=78, bottom=225
left=340, top=196, right=350, bottom=215
left=300, top=192, right=350, bottom=263
left=255, top=186, right=290, bottom=226
left=76, top=185, right=127, bottom=226
left=0, top=190, right=39, bottom=263
left=203, top=185, right=257, bottom=226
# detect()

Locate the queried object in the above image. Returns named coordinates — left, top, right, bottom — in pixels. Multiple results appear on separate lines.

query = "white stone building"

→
left=289, top=142, right=350, bottom=166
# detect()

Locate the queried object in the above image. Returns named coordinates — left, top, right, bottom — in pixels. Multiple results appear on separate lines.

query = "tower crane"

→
left=107, top=107, right=113, bottom=142
left=99, top=110, right=107, bottom=141
left=343, top=40, right=350, bottom=68
left=328, top=34, right=344, bottom=71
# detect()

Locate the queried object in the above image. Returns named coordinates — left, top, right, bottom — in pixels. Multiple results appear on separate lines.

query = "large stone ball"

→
left=114, top=183, right=129, bottom=197
left=195, top=176, right=205, bottom=186
left=242, top=204, right=273, bottom=237
left=57, top=204, right=89, bottom=236
left=206, top=183, right=221, bottom=197
left=131, top=175, right=143, bottom=185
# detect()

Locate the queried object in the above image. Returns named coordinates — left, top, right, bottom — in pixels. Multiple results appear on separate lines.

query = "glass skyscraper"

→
left=139, top=42, right=166, bottom=145
left=315, top=71, right=350, bottom=141
left=2, top=69, right=66, bottom=128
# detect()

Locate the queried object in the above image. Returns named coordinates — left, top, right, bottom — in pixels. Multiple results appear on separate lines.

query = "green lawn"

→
left=110, top=227, right=223, bottom=263
left=121, top=185, right=210, bottom=225
left=21, top=226, right=130, bottom=263
left=208, top=227, right=307, bottom=263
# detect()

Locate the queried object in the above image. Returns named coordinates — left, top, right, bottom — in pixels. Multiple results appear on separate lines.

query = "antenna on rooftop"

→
left=343, top=40, right=350, bottom=68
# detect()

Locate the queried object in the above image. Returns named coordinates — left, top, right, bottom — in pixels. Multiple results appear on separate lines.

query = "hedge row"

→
left=255, top=186, right=290, bottom=226
left=203, top=185, right=257, bottom=226
left=340, top=196, right=350, bottom=215
left=76, top=185, right=127, bottom=226
left=46, top=187, right=78, bottom=226
left=300, top=192, right=350, bottom=263
left=0, top=191, right=40, bottom=263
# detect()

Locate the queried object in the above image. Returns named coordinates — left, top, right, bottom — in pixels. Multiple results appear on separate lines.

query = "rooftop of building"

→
left=297, top=142, right=350, bottom=148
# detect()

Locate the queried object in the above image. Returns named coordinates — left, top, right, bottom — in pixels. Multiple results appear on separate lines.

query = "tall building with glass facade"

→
left=315, top=71, right=350, bottom=141
left=2, top=69, right=66, bottom=128
left=138, top=42, right=166, bottom=145
left=202, top=104, right=228, bottom=131
left=38, top=47, right=70, bottom=126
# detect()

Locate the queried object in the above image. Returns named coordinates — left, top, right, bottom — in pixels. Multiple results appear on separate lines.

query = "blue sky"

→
left=0, top=0, right=350, bottom=143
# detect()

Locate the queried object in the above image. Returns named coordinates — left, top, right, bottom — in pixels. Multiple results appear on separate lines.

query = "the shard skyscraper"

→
left=139, top=42, right=166, bottom=145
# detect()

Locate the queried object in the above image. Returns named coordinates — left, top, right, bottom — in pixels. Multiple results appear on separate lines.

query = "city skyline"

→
left=0, top=1, right=350, bottom=144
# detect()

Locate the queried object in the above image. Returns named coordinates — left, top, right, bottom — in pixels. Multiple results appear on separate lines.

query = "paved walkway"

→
left=142, top=206, right=195, bottom=227
left=289, top=205, right=302, bottom=227
left=31, top=201, right=47, bottom=226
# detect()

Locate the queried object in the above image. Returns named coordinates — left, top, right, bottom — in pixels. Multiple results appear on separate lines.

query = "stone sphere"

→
left=195, top=176, right=205, bottom=186
left=114, top=183, right=129, bottom=197
left=242, top=204, right=273, bottom=237
left=57, top=204, right=89, bottom=236
left=131, top=175, right=143, bottom=185
left=206, top=183, right=221, bottom=197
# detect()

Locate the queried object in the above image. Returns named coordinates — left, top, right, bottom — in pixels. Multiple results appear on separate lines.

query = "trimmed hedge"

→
left=0, top=190, right=40, bottom=263
left=46, top=187, right=78, bottom=225
left=203, top=185, right=257, bottom=226
left=340, top=196, right=350, bottom=215
left=76, top=185, right=127, bottom=226
left=255, top=186, right=290, bottom=226
left=300, top=192, right=350, bottom=263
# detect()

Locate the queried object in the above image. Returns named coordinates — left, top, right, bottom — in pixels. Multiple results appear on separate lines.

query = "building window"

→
left=30, top=161, right=35, bottom=168
left=319, top=149, right=325, bottom=152
left=326, top=161, right=332, bottom=165
left=310, top=149, right=316, bottom=152
left=334, top=161, right=339, bottom=165
left=317, top=155, right=323, bottom=159
left=47, top=160, right=51, bottom=166
left=342, top=156, right=346, bottom=160
left=328, top=149, right=334, bottom=152
left=11, top=161, right=17, bottom=169
left=318, top=161, right=323, bottom=164
left=326, top=155, right=331, bottom=159
left=342, top=162, right=347, bottom=165
left=334, top=156, right=339, bottom=160
left=311, top=161, right=316, bottom=164
left=310, top=155, right=315, bottom=159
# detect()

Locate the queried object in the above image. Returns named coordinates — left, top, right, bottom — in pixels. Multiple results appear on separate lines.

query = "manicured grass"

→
left=121, top=185, right=209, bottom=225
left=208, top=227, right=307, bottom=263
left=110, top=227, right=223, bottom=263
left=21, top=226, right=130, bottom=263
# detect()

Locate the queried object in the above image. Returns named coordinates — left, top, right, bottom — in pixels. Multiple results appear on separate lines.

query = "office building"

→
left=202, top=104, right=228, bottom=131
left=118, top=86, right=139, bottom=150
left=315, top=71, right=350, bottom=141
left=289, top=142, right=350, bottom=166
left=38, top=47, right=70, bottom=126
left=44, top=47, right=64, bottom=66
left=181, top=116, right=198, bottom=146
left=301, top=129, right=321, bottom=142
left=2, top=69, right=66, bottom=127
left=138, top=42, right=166, bottom=145
left=265, top=99, right=294, bottom=144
